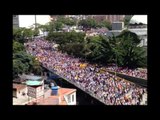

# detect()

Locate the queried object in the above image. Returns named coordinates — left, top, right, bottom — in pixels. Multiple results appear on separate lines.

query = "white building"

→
left=106, top=22, right=126, bottom=37
left=13, top=83, right=27, bottom=98
left=128, top=15, right=147, bottom=47
left=19, top=15, right=51, bottom=28
left=106, top=15, right=147, bottom=47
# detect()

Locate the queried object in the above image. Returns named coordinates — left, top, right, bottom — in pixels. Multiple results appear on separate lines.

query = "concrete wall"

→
left=107, top=71, right=147, bottom=87
left=65, top=92, right=76, bottom=105
left=16, top=87, right=27, bottom=98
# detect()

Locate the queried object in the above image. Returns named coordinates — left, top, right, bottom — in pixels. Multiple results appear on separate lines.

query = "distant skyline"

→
left=18, top=15, right=147, bottom=28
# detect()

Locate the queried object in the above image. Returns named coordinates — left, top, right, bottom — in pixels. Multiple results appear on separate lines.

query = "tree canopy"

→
left=13, top=38, right=43, bottom=79
left=46, top=30, right=147, bottom=68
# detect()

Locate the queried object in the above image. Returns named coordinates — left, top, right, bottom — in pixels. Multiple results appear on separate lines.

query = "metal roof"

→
left=20, top=75, right=42, bottom=80
left=26, top=80, right=43, bottom=86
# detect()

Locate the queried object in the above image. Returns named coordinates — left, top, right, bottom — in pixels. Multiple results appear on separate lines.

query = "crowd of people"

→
left=25, top=38, right=147, bottom=105
left=106, top=66, right=147, bottom=80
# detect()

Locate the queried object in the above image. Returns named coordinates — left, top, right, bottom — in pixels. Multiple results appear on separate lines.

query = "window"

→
left=67, top=95, right=71, bottom=103
left=22, top=92, right=25, bottom=96
left=72, top=94, right=74, bottom=102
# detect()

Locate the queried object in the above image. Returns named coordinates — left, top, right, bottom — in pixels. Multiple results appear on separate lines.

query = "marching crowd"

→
left=25, top=38, right=147, bottom=105
left=106, top=66, right=147, bottom=80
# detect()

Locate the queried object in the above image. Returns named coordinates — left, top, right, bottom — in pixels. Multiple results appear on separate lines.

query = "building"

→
left=13, top=83, right=27, bottom=98
left=19, top=15, right=51, bottom=28
left=27, top=87, right=77, bottom=105
left=128, top=15, right=147, bottom=47
left=112, top=22, right=124, bottom=30
left=91, top=15, right=125, bottom=23
left=106, top=15, right=147, bottom=48
left=92, top=15, right=107, bottom=22
left=13, top=15, right=19, bottom=28
left=50, top=15, right=125, bottom=23
left=106, top=22, right=125, bottom=37
left=26, top=80, right=44, bottom=99
left=106, top=15, right=125, bottom=23
left=19, top=74, right=44, bottom=81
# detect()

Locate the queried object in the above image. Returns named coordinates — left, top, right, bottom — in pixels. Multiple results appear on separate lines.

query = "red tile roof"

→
left=27, top=87, right=76, bottom=105
left=13, top=83, right=26, bottom=91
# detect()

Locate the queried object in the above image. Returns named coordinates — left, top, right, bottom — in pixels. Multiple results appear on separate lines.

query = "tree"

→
left=116, top=30, right=147, bottom=68
left=23, top=28, right=34, bottom=38
left=117, top=30, right=141, bottom=45
left=13, top=41, right=25, bottom=53
left=53, top=21, right=63, bottom=31
left=97, top=20, right=112, bottom=30
left=92, top=35, right=114, bottom=64
left=30, top=56, right=43, bottom=75
left=78, top=18, right=98, bottom=30
left=13, top=27, right=25, bottom=43
left=13, top=27, right=34, bottom=43
left=47, top=31, right=85, bottom=45
left=13, top=59, right=28, bottom=78
left=38, top=24, right=50, bottom=35
left=56, top=16, right=76, bottom=26
left=13, top=50, right=43, bottom=78
left=123, top=15, right=133, bottom=27
left=64, top=18, right=76, bottom=26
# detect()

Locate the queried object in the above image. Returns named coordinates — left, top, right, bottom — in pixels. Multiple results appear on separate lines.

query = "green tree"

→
left=23, top=28, right=34, bottom=38
left=63, top=18, right=76, bottom=26
left=13, top=41, right=25, bottom=53
left=13, top=27, right=34, bottom=43
left=56, top=16, right=76, bottom=26
left=78, top=18, right=98, bottom=30
left=33, top=28, right=39, bottom=36
left=13, top=59, right=28, bottom=78
left=13, top=27, right=25, bottom=43
left=38, top=24, right=50, bottom=35
left=29, top=56, right=43, bottom=75
left=116, top=30, right=147, bottom=68
left=54, top=21, right=63, bottom=31
left=13, top=50, right=43, bottom=78
left=92, top=35, right=114, bottom=63
left=123, top=15, right=133, bottom=27
left=97, top=20, right=112, bottom=30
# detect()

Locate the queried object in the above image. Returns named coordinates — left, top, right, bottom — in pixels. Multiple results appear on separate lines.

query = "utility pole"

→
left=35, top=15, right=37, bottom=29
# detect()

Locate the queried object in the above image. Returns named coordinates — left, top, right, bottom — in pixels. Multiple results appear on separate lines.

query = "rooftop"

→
left=128, top=28, right=147, bottom=36
left=129, top=15, right=147, bottom=24
left=13, top=83, right=27, bottom=90
left=28, top=87, right=76, bottom=105
left=19, top=74, right=42, bottom=80
left=26, top=80, right=43, bottom=86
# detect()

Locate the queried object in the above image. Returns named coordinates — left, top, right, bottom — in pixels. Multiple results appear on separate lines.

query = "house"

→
left=27, top=87, right=76, bottom=105
left=13, top=83, right=27, bottom=98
